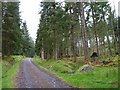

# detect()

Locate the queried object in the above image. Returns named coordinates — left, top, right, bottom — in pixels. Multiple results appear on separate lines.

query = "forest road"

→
left=16, top=58, right=74, bottom=88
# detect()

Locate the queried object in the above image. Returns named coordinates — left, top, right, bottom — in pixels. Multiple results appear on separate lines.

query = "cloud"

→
left=19, top=0, right=41, bottom=41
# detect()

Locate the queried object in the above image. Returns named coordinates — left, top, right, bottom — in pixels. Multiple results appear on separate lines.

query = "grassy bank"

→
left=0, top=62, right=2, bottom=89
left=33, top=57, right=118, bottom=88
left=1, top=55, right=24, bottom=88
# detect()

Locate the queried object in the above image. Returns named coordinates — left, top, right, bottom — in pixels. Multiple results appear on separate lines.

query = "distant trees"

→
left=35, top=1, right=119, bottom=61
left=21, top=22, right=35, bottom=57
left=2, top=2, right=35, bottom=57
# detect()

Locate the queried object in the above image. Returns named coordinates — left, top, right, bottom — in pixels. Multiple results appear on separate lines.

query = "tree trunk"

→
left=79, top=2, right=89, bottom=61
left=91, top=3, right=99, bottom=55
left=102, top=38, right=106, bottom=55
left=71, top=29, right=77, bottom=63
left=99, top=38, right=103, bottom=55
left=53, top=42, right=58, bottom=60
left=104, top=23, right=112, bottom=56
left=118, top=17, right=120, bottom=54
left=41, top=47, right=44, bottom=60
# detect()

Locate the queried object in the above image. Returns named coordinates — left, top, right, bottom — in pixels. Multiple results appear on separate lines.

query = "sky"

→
left=19, top=0, right=120, bottom=42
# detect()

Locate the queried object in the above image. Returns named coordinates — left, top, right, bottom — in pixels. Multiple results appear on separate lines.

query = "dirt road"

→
left=16, top=58, right=73, bottom=88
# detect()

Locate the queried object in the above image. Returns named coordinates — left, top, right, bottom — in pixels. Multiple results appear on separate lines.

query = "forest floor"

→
left=15, top=58, right=73, bottom=88
left=1, top=55, right=119, bottom=88
left=33, top=56, right=119, bottom=88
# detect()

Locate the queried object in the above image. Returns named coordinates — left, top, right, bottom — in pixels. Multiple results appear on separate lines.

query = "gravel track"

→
left=16, top=58, right=74, bottom=88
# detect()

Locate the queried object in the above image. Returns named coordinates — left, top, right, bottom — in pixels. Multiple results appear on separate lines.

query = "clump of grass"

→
left=33, top=57, right=118, bottom=88
left=2, top=61, right=21, bottom=88
left=2, top=55, right=24, bottom=88
left=0, top=62, right=2, bottom=89
left=33, top=58, right=73, bottom=73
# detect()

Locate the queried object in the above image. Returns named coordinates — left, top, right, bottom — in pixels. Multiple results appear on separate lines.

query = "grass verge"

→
left=0, top=62, right=2, bottom=89
left=1, top=55, right=24, bottom=88
left=33, top=56, right=118, bottom=88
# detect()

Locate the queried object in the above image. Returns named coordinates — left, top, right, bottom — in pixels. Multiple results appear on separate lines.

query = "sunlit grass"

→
left=33, top=57, right=74, bottom=73
left=0, top=62, right=2, bottom=89
left=2, top=55, right=24, bottom=88
left=33, top=57, right=118, bottom=88
left=2, top=61, right=21, bottom=88
left=55, top=67, right=118, bottom=88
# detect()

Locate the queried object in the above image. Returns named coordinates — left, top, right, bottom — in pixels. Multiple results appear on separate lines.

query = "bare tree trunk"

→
left=104, top=35, right=112, bottom=56
left=53, top=46, right=58, bottom=60
left=105, top=23, right=112, bottom=56
left=69, top=3, right=77, bottom=63
left=79, top=2, right=89, bottom=61
left=71, top=29, right=77, bottom=63
left=80, top=40, right=83, bottom=56
left=41, top=38, right=44, bottom=60
left=118, top=17, right=120, bottom=54
left=102, top=38, right=106, bottom=55
left=99, top=38, right=103, bottom=55
left=109, top=9, right=117, bottom=55
left=55, top=44, right=58, bottom=60
left=41, top=47, right=44, bottom=60
left=91, top=3, right=99, bottom=55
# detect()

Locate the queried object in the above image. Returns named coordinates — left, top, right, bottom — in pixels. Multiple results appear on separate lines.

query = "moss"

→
left=33, top=57, right=118, bottom=88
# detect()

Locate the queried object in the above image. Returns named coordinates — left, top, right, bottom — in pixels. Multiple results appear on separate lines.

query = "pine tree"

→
left=2, top=2, right=21, bottom=56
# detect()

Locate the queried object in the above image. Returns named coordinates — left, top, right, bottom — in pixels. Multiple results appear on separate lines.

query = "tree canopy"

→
left=35, top=1, right=120, bottom=61
left=2, top=2, right=35, bottom=57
